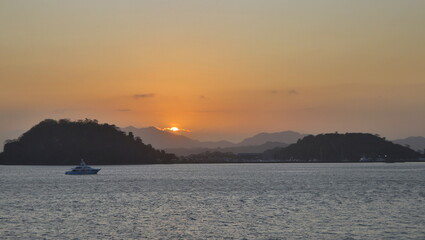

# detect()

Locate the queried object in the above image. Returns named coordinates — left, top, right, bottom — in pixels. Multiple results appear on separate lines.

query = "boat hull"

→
left=65, top=169, right=100, bottom=175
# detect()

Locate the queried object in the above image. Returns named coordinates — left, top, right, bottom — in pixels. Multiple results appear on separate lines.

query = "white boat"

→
left=65, top=159, right=100, bottom=175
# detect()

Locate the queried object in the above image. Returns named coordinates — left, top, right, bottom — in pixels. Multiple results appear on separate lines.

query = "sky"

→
left=1, top=0, right=425, bottom=145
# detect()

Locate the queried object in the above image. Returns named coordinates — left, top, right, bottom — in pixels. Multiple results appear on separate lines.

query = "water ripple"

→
left=1, top=163, right=425, bottom=239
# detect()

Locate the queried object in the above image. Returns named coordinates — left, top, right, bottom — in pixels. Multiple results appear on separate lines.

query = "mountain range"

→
left=392, top=136, right=425, bottom=152
left=2, top=119, right=421, bottom=165
left=121, top=126, right=306, bottom=155
left=122, top=126, right=425, bottom=156
left=1, top=122, right=423, bottom=157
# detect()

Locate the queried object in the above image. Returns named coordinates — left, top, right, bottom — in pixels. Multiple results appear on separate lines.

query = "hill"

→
left=122, top=126, right=199, bottom=149
left=266, top=133, right=420, bottom=162
left=0, top=119, right=175, bottom=165
left=122, top=126, right=304, bottom=151
left=392, top=136, right=425, bottom=152
left=121, top=126, right=235, bottom=149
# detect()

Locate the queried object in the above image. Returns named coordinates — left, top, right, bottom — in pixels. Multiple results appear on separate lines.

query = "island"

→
left=263, top=133, right=421, bottom=163
left=0, top=119, right=176, bottom=165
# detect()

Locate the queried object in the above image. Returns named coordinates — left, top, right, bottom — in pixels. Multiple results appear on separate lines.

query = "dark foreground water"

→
left=1, top=163, right=425, bottom=239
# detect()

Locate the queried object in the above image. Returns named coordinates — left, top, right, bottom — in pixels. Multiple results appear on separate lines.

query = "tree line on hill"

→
left=264, top=133, right=421, bottom=162
left=0, top=119, right=176, bottom=165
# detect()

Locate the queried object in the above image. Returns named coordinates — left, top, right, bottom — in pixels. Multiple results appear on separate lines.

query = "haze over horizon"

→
left=1, top=1, right=425, bottom=145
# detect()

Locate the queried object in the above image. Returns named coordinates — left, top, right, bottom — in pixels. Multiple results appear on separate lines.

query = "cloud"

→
left=266, top=89, right=299, bottom=95
left=133, top=93, right=155, bottom=99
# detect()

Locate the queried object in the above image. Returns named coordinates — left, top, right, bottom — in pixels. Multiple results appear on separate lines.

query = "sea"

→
left=1, top=163, right=424, bottom=240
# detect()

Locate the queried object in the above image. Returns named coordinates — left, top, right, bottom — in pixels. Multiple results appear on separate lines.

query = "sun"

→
left=169, top=127, right=179, bottom=132
left=158, top=126, right=191, bottom=133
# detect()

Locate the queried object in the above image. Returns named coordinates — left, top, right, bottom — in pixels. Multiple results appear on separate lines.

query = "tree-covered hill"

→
left=0, top=119, right=175, bottom=165
left=266, top=133, right=420, bottom=162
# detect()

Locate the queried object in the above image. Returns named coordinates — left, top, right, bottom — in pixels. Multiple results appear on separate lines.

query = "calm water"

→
left=1, top=163, right=425, bottom=239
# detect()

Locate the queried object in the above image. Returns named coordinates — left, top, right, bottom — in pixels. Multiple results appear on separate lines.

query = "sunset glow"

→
left=0, top=1, right=424, bottom=144
left=169, top=127, right=179, bottom=132
left=1, top=2, right=424, bottom=239
left=158, top=126, right=192, bottom=133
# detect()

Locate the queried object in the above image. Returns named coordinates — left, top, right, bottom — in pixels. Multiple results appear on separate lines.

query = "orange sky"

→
left=1, top=0, right=425, bottom=144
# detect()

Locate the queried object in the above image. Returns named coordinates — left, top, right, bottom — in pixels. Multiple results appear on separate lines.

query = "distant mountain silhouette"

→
left=0, top=119, right=175, bottom=165
left=122, top=126, right=202, bottom=149
left=167, top=141, right=289, bottom=156
left=266, top=133, right=420, bottom=162
left=197, top=140, right=236, bottom=148
left=121, top=126, right=235, bottom=149
left=392, top=136, right=425, bottom=152
left=238, top=131, right=307, bottom=146
left=122, top=127, right=304, bottom=151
